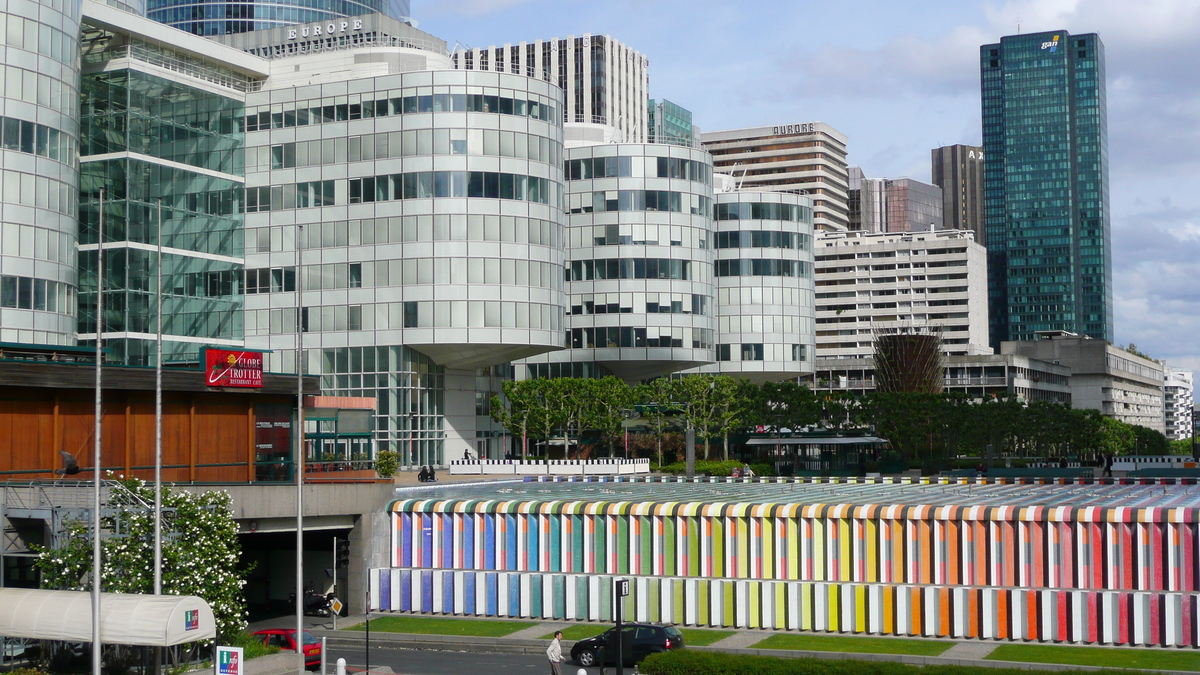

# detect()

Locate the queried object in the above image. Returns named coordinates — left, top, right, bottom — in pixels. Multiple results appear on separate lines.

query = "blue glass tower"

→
left=980, top=30, right=1111, bottom=347
left=147, top=0, right=410, bottom=36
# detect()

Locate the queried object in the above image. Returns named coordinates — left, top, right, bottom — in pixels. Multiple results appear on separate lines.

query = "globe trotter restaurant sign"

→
left=204, top=349, right=264, bottom=388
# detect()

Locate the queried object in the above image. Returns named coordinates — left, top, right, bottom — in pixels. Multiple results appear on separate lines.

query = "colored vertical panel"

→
left=617, top=515, right=629, bottom=574
left=509, top=573, right=522, bottom=617
left=442, top=571, right=454, bottom=614
left=641, top=515, right=653, bottom=576
left=549, top=515, right=561, bottom=573
left=442, top=515, right=454, bottom=569
left=811, top=518, right=825, bottom=581
left=483, top=514, right=496, bottom=570
left=711, top=516, right=724, bottom=578
left=697, top=580, right=709, bottom=626
left=938, top=587, right=950, bottom=637
left=420, top=570, right=433, bottom=613
left=761, top=515, right=773, bottom=580
left=485, top=572, right=498, bottom=616
left=648, top=577, right=660, bottom=623
left=748, top=581, right=761, bottom=628
left=723, top=580, right=736, bottom=627
left=865, top=518, right=878, bottom=583
left=380, top=569, right=392, bottom=611
left=839, top=518, right=852, bottom=583
left=882, top=585, right=894, bottom=635
left=421, top=514, right=433, bottom=569
left=664, top=515, right=676, bottom=577
left=776, top=582, right=788, bottom=630
left=787, top=518, right=800, bottom=580
left=464, top=573, right=476, bottom=615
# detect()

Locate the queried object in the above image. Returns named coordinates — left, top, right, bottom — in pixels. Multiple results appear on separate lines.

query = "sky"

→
left=413, top=0, right=1200, bottom=372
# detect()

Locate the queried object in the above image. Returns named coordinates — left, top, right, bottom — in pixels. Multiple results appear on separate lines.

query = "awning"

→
left=0, top=589, right=215, bottom=646
left=745, top=436, right=888, bottom=446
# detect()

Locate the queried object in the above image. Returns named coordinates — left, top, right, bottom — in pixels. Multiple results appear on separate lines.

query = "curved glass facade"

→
left=242, top=69, right=565, bottom=465
left=698, top=191, right=815, bottom=382
left=147, top=0, right=410, bottom=36
left=0, top=0, right=81, bottom=345
left=522, top=144, right=716, bottom=382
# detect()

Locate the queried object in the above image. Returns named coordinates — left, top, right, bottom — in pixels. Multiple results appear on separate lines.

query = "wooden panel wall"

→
left=0, top=388, right=291, bottom=483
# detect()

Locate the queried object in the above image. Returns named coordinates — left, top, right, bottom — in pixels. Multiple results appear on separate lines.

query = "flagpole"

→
left=154, top=198, right=163, bottom=596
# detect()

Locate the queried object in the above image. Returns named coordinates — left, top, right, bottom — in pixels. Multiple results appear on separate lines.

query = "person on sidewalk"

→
left=546, top=630, right=564, bottom=675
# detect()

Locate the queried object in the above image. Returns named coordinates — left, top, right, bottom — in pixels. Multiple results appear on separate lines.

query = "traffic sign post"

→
left=214, top=646, right=243, bottom=675
left=615, top=579, right=629, bottom=675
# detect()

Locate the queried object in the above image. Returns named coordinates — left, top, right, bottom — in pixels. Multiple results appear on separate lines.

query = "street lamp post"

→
left=295, top=224, right=306, bottom=674
left=92, top=189, right=105, bottom=675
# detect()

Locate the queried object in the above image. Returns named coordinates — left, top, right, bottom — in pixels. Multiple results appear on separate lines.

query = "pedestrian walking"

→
left=546, top=630, right=564, bottom=675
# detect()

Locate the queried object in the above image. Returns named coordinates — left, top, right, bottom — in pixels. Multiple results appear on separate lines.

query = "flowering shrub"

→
left=33, top=476, right=251, bottom=642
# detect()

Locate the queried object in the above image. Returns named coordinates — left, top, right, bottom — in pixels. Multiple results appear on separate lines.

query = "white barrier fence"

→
left=448, top=458, right=651, bottom=476
left=1112, top=455, right=1198, bottom=472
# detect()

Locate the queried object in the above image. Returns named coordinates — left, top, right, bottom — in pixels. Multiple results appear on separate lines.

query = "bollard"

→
left=336, top=657, right=346, bottom=675
left=577, top=670, right=587, bottom=675
left=320, top=637, right=327, bottom=675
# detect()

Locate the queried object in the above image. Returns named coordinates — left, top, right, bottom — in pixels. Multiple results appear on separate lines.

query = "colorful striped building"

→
left=370, top=476, right=1200, bottom=647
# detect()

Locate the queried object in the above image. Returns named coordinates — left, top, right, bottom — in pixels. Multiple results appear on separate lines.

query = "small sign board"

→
left=184, top=609, right=200, bottom=631
left=215, top=646, right=243, bottom=675
left=330, top=598, right=344, bottom=615
left=616, top=579, right=630, bottom=597
left=204, top=349, right=264, bottom=388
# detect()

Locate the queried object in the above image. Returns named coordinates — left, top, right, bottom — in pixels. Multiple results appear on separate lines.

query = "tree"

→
left=587, top=377, right=636, bottom=457
left=635, top=379, right=678, bottom=467
left=671, top=374, right=737, bottom=460
left=490, top=378, right=542, bottom=459
left=755, top=380, right=821, bottom=436
left=34, top=477, right=251, bottom=643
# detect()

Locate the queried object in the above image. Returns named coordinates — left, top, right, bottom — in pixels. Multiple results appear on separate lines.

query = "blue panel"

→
left=443, top=572, right=455, bottom=614
left=553, top=575, right=566, bottom=619
left=486, top=572, right=498, bottom=616
left=508, top=573, right=521, bottom=616
left=484, top=514, right=495, bottom=570
left=400, top=513, right=412, bottom=567
left=400, top=570, right=412, bottom=612
left=442, top=514, right=454, bottom=568
left=506, top=514, right=518, bottom=571
left=465, top=573, right=477, bottom=615
left=550, top=517, right=561, bottom=572
left=463, top=514, right=475, bottom=567
left=380, top=569, right=392, bottom=611
left=421, top=570, right=433, bottom=613
left=421, top=514, right=433, bottom=568
left=527, top=515, right=539, bottom=571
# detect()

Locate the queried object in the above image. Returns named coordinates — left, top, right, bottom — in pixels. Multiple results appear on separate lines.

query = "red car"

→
left=251, top=629, right=321, bottom=669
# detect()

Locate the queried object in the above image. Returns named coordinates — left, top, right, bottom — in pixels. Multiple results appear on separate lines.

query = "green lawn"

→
left=988, top=644, right=1200, bottom=672
left=351, top=616, right=537, bottom=637
left=538, top=626, right=732, bottom=646
left=753, top=633, right=953, bottom=656
left=540, top=625, right=609, bottom=641
left=679, top=629, right=736, bottom=646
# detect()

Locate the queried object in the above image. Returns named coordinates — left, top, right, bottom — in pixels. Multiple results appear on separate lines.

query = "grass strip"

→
left=350, top=616, right=536, bottom=637
left=753, top=633, right=953, bottom=656
left=679, top=629, right=736, bottom=646
left=988, top=644, right=1200, bottom=672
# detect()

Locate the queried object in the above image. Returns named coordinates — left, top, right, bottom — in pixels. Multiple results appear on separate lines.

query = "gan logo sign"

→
left=216, top=646, right=243, bottom=675
left=205, top=350, right=264, bottom=388
left=184, top=609, right=199, bottom=631
left=1041, top=35, right=1060, bottom=52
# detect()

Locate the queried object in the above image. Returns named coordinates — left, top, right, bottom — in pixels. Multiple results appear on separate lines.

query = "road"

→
left=325, top=642, right=611, bottom=675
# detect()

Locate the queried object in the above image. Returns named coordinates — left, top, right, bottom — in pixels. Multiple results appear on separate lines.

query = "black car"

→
left=569, top=623, right=684, bottom=667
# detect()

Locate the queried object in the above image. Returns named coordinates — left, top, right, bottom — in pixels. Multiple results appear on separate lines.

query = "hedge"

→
left=638, top=650, right=1149, bottom=675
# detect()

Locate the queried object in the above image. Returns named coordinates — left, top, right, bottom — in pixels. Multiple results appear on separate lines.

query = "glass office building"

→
left=77, top=19, right=256, bottom=365
left=981, top=30, right=1111, bottom=346
left=649, top=99, right=695, bottom=147
left=147, top=0, right=409, bottom=36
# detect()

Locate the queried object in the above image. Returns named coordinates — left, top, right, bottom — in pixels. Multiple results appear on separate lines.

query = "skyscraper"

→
left=981, top=30, right=1111, bottom=347
left=931, top=144, right=984, bottom=243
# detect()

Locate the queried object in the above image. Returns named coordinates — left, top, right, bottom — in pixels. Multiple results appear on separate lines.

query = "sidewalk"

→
left=308, top=620, right=1198, bottom=674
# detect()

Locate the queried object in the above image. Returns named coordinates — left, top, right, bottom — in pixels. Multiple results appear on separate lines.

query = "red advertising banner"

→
left=205, top=349, right=264, bottom=388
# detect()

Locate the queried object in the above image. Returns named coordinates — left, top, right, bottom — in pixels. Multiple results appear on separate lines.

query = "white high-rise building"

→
left=813, top=229, right=989, bottom=360
left=452, top=36, right=649, bottom=145
left=1164, top=368, right=1194, bottom=441
left=701, top=123, right=850, bottom=232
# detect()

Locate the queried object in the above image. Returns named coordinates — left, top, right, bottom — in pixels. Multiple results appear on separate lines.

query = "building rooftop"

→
left=391, top=476, right=1200, bottom=512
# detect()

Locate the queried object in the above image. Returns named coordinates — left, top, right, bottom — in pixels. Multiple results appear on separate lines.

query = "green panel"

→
left=553, top=574, right=565, bottom=619
left=576, top=576, right=589, bottom=620
left=648, top=578, right=660, bottom=622
left=672, top=579, right=684, bottom=623
left=640, top=515, right=652, bottom=573
left=550, top=517, right=561, bottom=572
left=664, top=516, right=676, bottom=576
left=599, top=576, right=612, bottom=621
left=688, top=517, right=700, bottom=576
left=775, top=582, right=787, bottom=629
left=723, top=582, right=735, bottom=626
left=594, top=515, right=607, bottom=574
left=697, top=581, right=708, bottom=625
left=618, top=515, right=629, bottom=574
left=572, top=515, right=584, bottom=573
left=712, top=516, right=724, bottom=577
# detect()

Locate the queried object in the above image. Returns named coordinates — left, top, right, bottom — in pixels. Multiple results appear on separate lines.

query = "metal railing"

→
left=83, top=44, right=263, bottom=93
